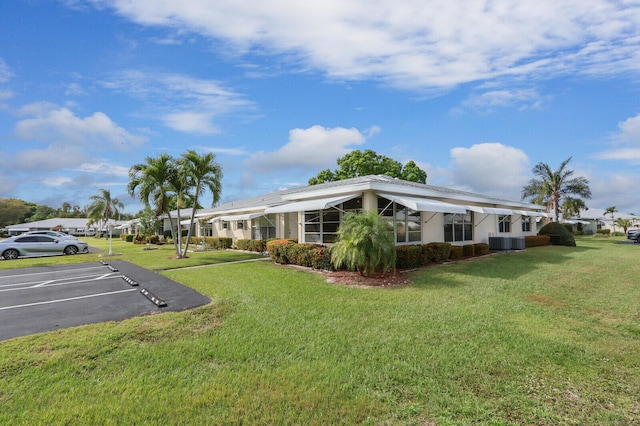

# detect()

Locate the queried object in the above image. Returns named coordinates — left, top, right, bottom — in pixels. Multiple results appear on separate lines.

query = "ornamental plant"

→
left=331, top=211, right=396, bottom=277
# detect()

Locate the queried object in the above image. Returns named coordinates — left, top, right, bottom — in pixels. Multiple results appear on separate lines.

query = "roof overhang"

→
left=264, top=193, right=361, bottom=214
left=211, top=213, right=265, bottom=223
left=377, top=192, right=468, bottom=214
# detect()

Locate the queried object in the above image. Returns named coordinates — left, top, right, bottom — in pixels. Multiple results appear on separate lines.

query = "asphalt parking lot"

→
left=0, top=260, right=211, bottom=341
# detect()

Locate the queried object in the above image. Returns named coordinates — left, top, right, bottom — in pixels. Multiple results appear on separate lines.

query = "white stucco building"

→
left=187, top=175, right=549, bottom=246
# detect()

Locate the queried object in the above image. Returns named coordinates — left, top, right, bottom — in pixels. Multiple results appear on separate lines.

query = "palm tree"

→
left=521, top=157, right=591, bottom=222
left=331, top=211, right=396, bottom=277
left=614, top=217, right=631, bottom=233
left=128, top=154, right=182, bottom=257
left=178, top=150, right=223, bottom=256
left=605, top=206, right=617, bottom=232
left=561, top=197, right=587, bottom=219
left=87, top=188, right=124, bottom=255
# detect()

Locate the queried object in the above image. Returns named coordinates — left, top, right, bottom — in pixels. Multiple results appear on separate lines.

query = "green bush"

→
left=574, top=230, right=584, bottom=236
left=462, top=244, right=475, bottom=257
left=267, top=239, right=296, bottom=264
left=612, top=231, right=625, bottom=237
left=189, top=236, right=232, bottom=250
left=524, top=235, right=550, bottom=247
left=597, top=229, right=611, bottom=235
left=422, top=243, right=452, bottom=263
left=396, top=245, right=422, bottom=269
left=473, top=243, right=489, bottom=256
left=538, top=222, right=576, bottom=247
left=236, top=239, right=267, bottom=252
left=310, top=246, right=334, bottom=271
left=124, top=234, right=134, bottom=242
left=563, top=224, right=574, bottom=234
left=449, top=246, right=464, bottom=260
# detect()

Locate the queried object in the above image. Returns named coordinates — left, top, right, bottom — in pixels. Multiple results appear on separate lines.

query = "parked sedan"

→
left=0, top=235, right=88, bottom=260
left=20, top=230, right=78, bottom=240
left=627, top=228, right=640, bottom=241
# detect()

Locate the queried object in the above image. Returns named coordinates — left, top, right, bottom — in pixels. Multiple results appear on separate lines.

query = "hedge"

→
left=189, top=236, right=233, bottom=249
left=473, top=243, right=489, bottom=256
left=449, top=246, right=464, bottom=260
left=422, top=242, right=452, bottom=263
left=462, top=244, right=475, bottom=257
left=396, top=245, right=423, bottom=269
left=236, top=239, right=267, bottom=252
left=524, top=235, right=550, bottom=247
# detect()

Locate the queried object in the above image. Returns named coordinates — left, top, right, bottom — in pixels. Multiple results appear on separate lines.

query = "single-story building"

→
left=185, top=175, right=550, bottom=246
left=5, top=218, right=123, bottom=237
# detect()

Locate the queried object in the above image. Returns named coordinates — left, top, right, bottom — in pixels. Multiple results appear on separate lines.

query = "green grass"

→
left=1, top=236, right=639, bottom=424
left=0, top=237, right=265, bottom=271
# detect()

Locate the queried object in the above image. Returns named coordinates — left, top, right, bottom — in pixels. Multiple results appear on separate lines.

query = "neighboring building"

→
left=186, top=175, right=549, bottom=246
left=5, top=217, right=122, bottom=237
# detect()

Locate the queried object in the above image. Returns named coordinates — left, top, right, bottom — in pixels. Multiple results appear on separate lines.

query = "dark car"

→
left=627, top=228, right=640, bottom=242
left=0, top=235, right=89, bottom=260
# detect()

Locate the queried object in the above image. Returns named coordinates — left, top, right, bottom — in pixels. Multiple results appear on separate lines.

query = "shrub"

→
left=310, top=246, right=334, bottom=271
left=524, top=235, right=550, bottom=247
left=462, top=244, right=475, bottom=257
left=473, top=243, right=489, bottom=256
left=163, top=230, right=172, bottom=240
left=189, top=236, right=232, bottom=250
left=597, top=229, right=611, bottom=235
left=331, top=211, right=396, bottom=276
left=612, top=231, right=625, bottom=237
left=422, top=243, right=452, bottom=263
left=146, top=235, right=159, bottom=244
left=449, top=246, right=464, bottom=260
left=563, top=224, right=574, bottom=234
left=124, top=234, right=134, bottom=242
left=237, top=239, right=267, bottom=252
left=396, top=245, right=422, bottom=269
left=538, top=222, right=576, bottom=247
left=267, top=239, right=296, bottom=264
left=574, top=230, right=584, bottom=236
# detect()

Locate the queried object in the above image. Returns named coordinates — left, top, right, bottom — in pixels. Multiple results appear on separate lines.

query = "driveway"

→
left=0, top=260, right=210, bottom=341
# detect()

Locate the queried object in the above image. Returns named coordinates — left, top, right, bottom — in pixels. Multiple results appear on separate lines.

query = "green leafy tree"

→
left=128, top=153, right=182, bottom=257
left=331, top=211, right=396, bottom=277
left=87, top=188, right=124, bottom=255
left=138, top=207, right=160, bottom=249
left=309, top=149, right=427, bottom=185
left=178, top=150, right=223, bottom=257
left=0, top=198, right=32, bottom=228
left=521, top=157, right=591, bottom=222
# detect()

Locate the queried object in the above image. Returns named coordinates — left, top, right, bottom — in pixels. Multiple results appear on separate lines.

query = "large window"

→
left=378, top=197, right=422, bottom=243
left=498, top=215, right=511, bottom=233
left=444, top=212, right=473, bottom=242
left=303, top=197, right=363, bottom=243
left=521, top=216, right=532, bottom=232
left=252, top=214, right=276, bottom=240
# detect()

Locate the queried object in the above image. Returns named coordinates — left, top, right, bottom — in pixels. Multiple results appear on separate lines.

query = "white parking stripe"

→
left=0, top=274, right=122, bottom=293
left=0, top=265, right=107, bottom=280
left=0, top=289, right=138, bottom=311
left=0, top=273, right=120, bottom=290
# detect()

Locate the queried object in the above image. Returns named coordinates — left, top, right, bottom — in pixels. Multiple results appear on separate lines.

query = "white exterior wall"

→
left=422, top=212, right=445, bottom=243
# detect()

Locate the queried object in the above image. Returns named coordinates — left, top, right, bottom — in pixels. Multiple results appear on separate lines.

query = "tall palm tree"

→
left=87, top=188, right=124, bottom=255
left=178, top=150, right=223, bottom=256
left=605, top=206, right=617, bottom=232
left=128, top=154, right=182, bottom=257
left=561, top=197, right=587, bottom=219
left=521, top=157, right=591, bottom=222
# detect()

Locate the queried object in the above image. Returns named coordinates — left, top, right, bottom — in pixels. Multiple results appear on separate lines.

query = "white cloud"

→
left=588, top=172, right=640, bottom=214
left=598, top=113, right=640, bottom=161
left=91, top=0, right=640, bottom=90
left=460, top=88, right=544, bottom=112
left=0, top=58, right=13, bottom=83
left=72, top=161, right=130, bottom=177
left=7, top=103, right=146, bottom=170
left=43, top=176, right=74, bottom=187
left=100, top=70, right=253, bottom=134
left=244, top=125, right=368, bottom=173
left=450, top=143, right=530, bottom=199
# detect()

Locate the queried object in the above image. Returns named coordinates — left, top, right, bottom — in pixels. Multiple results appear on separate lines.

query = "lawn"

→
left=1, top=236, right=639, bottom=425
left=0, top=237, right=265, bottom=271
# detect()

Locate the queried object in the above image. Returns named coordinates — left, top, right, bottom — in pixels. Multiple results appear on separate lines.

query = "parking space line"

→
left=0, top=288, right=138, bottom=311
left=0, top=273, right=123, bottom=293
left=0, top=265, right=108, bottom=280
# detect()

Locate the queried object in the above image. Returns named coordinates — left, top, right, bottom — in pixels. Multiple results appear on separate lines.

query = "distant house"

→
left=5, top=218, right=123, bottom=237
left=181, top=175, right=549, bottom=246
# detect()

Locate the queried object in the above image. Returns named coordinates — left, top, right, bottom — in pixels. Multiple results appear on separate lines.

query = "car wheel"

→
left=64, top=245, right=79, bottom=255
left=2, top=249, right=19, bottom=260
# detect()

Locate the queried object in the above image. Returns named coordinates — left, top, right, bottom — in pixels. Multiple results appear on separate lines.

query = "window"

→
left=378, top=197, right=422, bottom=243
left=498, top=215, right=511, bottom=233
left=234, top=220, right=246, bottom=230
left=303, top=197, right=363, bottom=243
left=252, top=214, right=276, bottom=240
left=219, top=221, right=228, bottom=231
left=444, top=212, right=473, bottom=242
left=521, top=216, right=532, bottom=232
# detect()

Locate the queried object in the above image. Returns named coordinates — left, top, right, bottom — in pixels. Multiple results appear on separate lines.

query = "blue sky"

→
left=1, top=0, right=639, bottom=215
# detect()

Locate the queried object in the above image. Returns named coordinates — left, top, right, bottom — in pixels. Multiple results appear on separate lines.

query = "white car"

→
left=20, top=230, right=78, bottom=240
